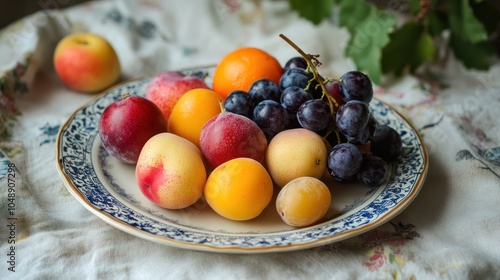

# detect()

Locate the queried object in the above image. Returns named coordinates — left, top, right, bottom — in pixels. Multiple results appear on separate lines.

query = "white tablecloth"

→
left=1, top=0, right=500, bottom=279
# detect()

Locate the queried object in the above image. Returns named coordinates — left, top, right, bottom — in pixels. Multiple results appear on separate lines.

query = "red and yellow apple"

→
left=53, top=32, right=121, bottom=93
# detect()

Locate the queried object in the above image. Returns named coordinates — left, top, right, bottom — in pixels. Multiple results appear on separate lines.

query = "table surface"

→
left=1, top=1, right=500, bottom=279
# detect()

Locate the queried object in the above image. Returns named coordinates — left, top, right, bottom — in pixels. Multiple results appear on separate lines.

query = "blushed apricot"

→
left=135, top=133, right=206, bottom=209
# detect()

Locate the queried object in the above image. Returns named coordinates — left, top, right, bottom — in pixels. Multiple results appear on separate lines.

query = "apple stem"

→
left=120, top=93, right=131, bottom=100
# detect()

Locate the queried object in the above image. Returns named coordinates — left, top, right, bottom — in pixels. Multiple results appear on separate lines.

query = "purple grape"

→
left=223, top=90, right=254, bottom=119
left=327, top=143, right=363, bottom=182
left=297, top=99, right=332, bottom=133
left=253, top=100, right=289, bottom=140
left=308, top=79, right=325, bottom=99
left=357, top=155, right=388, bottom=187
left=279, top=68, right=312, bottom=90
left=280, top=86, right=313, bottom=114
left=340, top=71, right=373, bottom=104
left=284, top=56, right=307, bottom=72
left=325, top=81, right=346, bottom=106
left=325, top=129, right=348, bottom=148
left=248, top=78, right=282, bottom=103
left=335, top=100, right=370, bottom=137
left=345, top=115, right=378, bottom=145
left=370, top=125, right=403, bottom=161
left=285, top=117, right=302, bottom=130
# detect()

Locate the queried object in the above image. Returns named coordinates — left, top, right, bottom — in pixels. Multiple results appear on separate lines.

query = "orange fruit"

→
left=204, top=158, right=274, bottom=221
left=168, top=88, right=224, bottom=148
left=276, top=177, right=331, bottom=227
left=212, top=47, right=283, bottom=98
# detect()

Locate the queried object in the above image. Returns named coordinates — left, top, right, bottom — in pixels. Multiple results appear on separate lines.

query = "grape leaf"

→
left=408, top=0, right=448, bottom=36
left=449, top=33, right=494, bottom=70
left=381, top=21, right=436, bottom=76
left=338, top=0, right=371, bottom=33
left=448, top=0, right=488, bottom=43
left=339, top=0, right=396, bottom=84
left=428, top=9, right=448, bottom=36
left=289, top=0, right=335, bottom=25
left=470, top=0, right=500, bottom=34
left=409, top=0, right=421, bottom=15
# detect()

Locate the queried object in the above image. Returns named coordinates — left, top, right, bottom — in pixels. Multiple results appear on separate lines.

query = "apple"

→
left=144, top=71, right=209, bottom=123
left=136, top=133, right=207, bottom=209
left=98, top=94, right=167, bottom=164
left=54, top=32, right=121, bottom=93
left=199, top=112, right=268, bottom=168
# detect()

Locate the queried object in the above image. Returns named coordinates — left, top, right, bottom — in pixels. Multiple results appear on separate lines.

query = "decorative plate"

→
left=56, top=67, right=428, bottom=253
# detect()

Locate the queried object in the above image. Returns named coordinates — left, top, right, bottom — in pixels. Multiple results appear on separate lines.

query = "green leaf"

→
left=409, top=0, right=421, bottom=15
left=470, top=0, right=500, bottom=34
left=408, top=0, right=449, bottom=36
left=450, top=33, right=494, bottom=70
left=381, top=21, right=436, bottom=75
left=339, top=0, right=396, bottom=83
left=338, top=0, right=371, bottom=33
left=289, top=0, right=335, bottom=25
left=428, top=9, right=448, bottom=36
left=448, top=0, right=488, bottom=43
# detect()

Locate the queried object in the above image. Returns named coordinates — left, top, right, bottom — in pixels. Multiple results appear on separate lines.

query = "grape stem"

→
left=279, top=34, right=340, bottom=111
left=279, top=34, right=343, bottom=144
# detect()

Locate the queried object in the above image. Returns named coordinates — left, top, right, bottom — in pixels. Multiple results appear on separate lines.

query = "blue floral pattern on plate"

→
left=56, top=67, right=428, bottom=253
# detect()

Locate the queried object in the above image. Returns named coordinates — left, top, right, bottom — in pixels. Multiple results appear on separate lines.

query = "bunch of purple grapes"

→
left=223, top=56, right=332, bottom=140
left=324, top=65, right=403, bottom=187
left=223, top=56, right=403, bottom=187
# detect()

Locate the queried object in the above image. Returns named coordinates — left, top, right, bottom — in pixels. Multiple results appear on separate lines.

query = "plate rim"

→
left=55, top=72, right=429, bottom=254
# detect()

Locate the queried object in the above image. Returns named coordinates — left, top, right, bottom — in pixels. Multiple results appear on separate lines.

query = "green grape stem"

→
left=279, top=34, right=340, bottom=111
left=279, top=34, right=343, bottom=144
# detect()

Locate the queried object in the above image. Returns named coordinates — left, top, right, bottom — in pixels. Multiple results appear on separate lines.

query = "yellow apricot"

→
left=266, top=128, right=327, bottom=188
left=276, top=176, right=331, bottom=227
left=168, top=88, right=223, bottom=148
left=204, top=158, right=273, bottom=221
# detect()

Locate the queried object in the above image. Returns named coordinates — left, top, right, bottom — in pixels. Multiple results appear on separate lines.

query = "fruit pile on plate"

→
left=96, top=36, right=403, bottom=228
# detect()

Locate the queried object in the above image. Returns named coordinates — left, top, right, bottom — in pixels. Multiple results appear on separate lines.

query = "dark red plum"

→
left=98, top=94, right=167, bottom=164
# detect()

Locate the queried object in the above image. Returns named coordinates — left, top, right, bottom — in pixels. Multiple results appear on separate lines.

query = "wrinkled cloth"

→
left=1, top=0, right=500, bottom=279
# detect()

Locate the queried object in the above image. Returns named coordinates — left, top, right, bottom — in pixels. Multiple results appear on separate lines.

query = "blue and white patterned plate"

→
left=56, top=67, right=428, bottom=253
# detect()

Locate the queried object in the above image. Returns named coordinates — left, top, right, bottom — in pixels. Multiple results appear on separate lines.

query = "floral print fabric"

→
left=0, top=0, right=499, bottom=279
